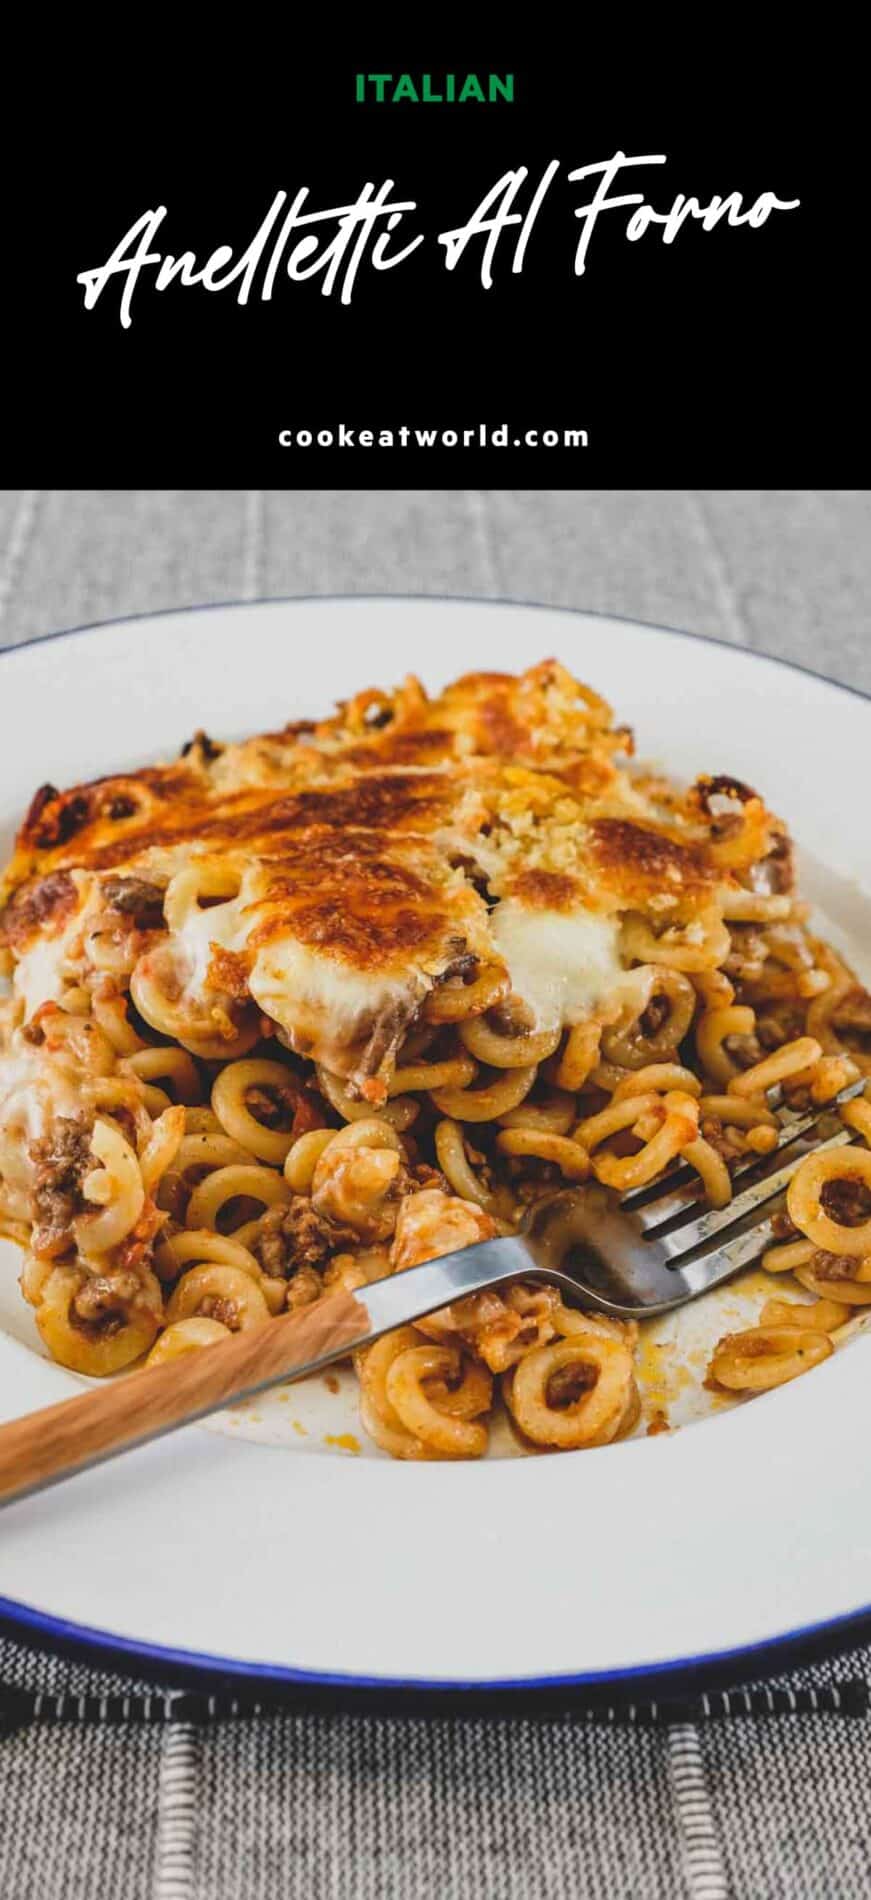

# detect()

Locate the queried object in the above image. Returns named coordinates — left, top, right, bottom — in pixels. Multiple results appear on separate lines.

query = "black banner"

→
left=5, top=33, right=856, bottom=485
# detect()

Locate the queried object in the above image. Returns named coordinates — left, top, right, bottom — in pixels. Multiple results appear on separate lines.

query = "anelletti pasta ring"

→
left=430, top=1065, right=538, bottom=1121
left=795, top=1262, right=871, bottom=1306
left=601, top=968, right=695, bottom=1068
left=166, top=1264, right=271, bottom=1331
left=316, top=1066, right=419, bottom=1130
left=495, top=1129, right=590, bottom=1179
left=695, top=1005, right=757, bottom=1085
left=458, top=1013, right=562, bottom=1069
left=386, top=1344, right=490, bottom=1458
left=154, top=1228, right=264, bottom=1283
left=145, top=1317, right=231, bottom=1365
left=507, top=1332, right=634, bottom=1449
left=621, top=909, right=732, bottom=973
left=211, top=1059, right=305, bottom=1166
left=423, top=961, right=510, bottom=1024
left=355, top=1327, right=430, bottom=1460
left=786, top=1147, right=871, bottom=1257
left=73, top=1119, right=145, bottom=1255
left=185, top=1163, right=291, bottom=1232
left=708, top=1326, right=832, bottom=1391
left=35, top=1266, right=159, bottom=1375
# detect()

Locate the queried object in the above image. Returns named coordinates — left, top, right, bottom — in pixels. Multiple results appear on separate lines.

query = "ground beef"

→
left=699, top=1120, right=744, bottom=1166
left=100, top=876, right=166, bottom=928
left=435, top=946, right=480, bottom=986
left=832, top=986, right=871, bottom=1037
left=724, top=1032, right=763, bottom=1068
left=820, top=1176, right=871, bottom=1227
left=245, top=1083, right=299, bottom=1130
left=756, top=1018, right=788, bottom=1051
left=284, top=1266, right=323, bottom=1311
left=808, top=1250, right=863, bottom=1284
left=640, top=992, right=671, bottom=1038
left=195, top=1294, right=243, bottom=1329
left=487, top=998, right=536, bottom=1037
left=752, top=831, right=795, bottom=895
left=411, top=1163, right=450, bottom=1193
left=255, top=1197, right=360, bottom=1276
left=28, top=1116, right=93, bottom=1257
left=72, top=1270, right=143, bottom=1325
left=547, top=1360, right=598, bottom=1408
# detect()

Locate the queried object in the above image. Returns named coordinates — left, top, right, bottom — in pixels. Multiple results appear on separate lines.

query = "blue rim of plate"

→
left=1, top=593, right=869, bottom=1697
left=3, top=1588, right=871, bottom=1699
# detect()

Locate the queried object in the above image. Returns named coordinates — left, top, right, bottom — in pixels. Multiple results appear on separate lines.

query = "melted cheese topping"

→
left=0, top=661, right=779, bottom=1083
left=491, top=899, right=638, bottom=1031
left=14, top=924, right=80, bottom=1021
left=0, top=1037, right=79, bottom=1215
left=248, top=938, right=427, bottom=1067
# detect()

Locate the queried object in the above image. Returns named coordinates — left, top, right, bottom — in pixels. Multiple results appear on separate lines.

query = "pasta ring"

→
left=507, top=1333, right=633, bottom=1449
left=424, top=962, right=510, bottom=1024
left=185, top=1164, right=290, bottom=1232
left=708, top=1325, right=832, bottom=1391
left=389, top=1054, right=477, bottom=1095
left=174, top=1133, right=254, bottom=1176
left=430, top=1065, right=537, bottom=1122
left=601, top=969, right=695, bottom=1069
left=698, top=1094, right=777, bottom=1130
left=497, top=1088, right=577, bottom=1135
left=760, top=1237, right=816, bottom=1274
left=495, top=1130, right=590, bottom=1180
left=728, top=1037, right=822, bottom=1099
left=841, top=1097, right=871, bottom=1147
left=458, top=1014, right=561, bottom=1070
left=386, top=1345, right=489, bottom=1458
left=284, top=1128, right=336, bottom=1192
left=154, top=1228, right=264, bottom=1284
left=123, top=1045, right=202, bottom=1104
left=786, top=1147, right=871, bottom=1257
left=325, top=1119, right=404, bottom=1155
left=590, top=1093, right=699, bottom=1192
left=145, top=1317, right=231, bottom=1365
left=355, top=1326, right=430, bottom=1460
left=682, top=1137, right=732, bottom=1208
left=795, top=1263, right=871, bottom=1306
left=36, top=1266, right=159, bottom=1376
left=611, top=1064, right=702, bottom=1102
left=695, top=1006, right=756, bottom=1086
left=73, top=1118, right=145, bottom=1255
left=316, top=1066, right=419, bottom=1131
left=554, top=1022, right=601, bottom=1093
left=621, top=910, right=731, bottom=973
left=211, top=1059, right=304, bottom=1165
left=759, top=1297, right=850, bottom=1333
left=166, top=1264, right=271, bottom=1330
left=434, top=1120, right=498, bottom=1211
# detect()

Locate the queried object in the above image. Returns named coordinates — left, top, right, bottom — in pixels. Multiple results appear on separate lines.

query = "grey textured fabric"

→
left=1, top=489, right=870, bottom=691
left=1, top=489, right=870, bottom=1900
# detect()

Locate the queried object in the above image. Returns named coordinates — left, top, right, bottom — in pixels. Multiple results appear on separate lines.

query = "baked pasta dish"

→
left=1, top=660, right=870, bottom=1458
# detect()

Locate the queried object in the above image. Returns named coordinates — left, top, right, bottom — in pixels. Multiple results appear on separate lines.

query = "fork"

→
left=0, top=1075, right=865, bottom=1508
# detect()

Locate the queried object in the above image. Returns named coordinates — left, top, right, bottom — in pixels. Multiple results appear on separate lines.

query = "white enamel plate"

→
left=1, top=598, right=870, bottom=1691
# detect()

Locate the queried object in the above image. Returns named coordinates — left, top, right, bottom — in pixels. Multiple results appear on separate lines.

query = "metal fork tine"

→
left=652, top=1127, right=855, bottom=1262
left=677, top=1206, right=794, bottom=1299
left=628, top=1076, right=867, bottom=1233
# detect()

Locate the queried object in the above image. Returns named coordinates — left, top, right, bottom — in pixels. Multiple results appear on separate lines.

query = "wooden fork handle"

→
left=0, top=1289, right=369, bottom=1510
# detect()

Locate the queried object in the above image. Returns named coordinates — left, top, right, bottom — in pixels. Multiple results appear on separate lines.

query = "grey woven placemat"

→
left=2, top=1625, right=871, bottom=1900
left=1, top=488, right=870, bottom=1900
